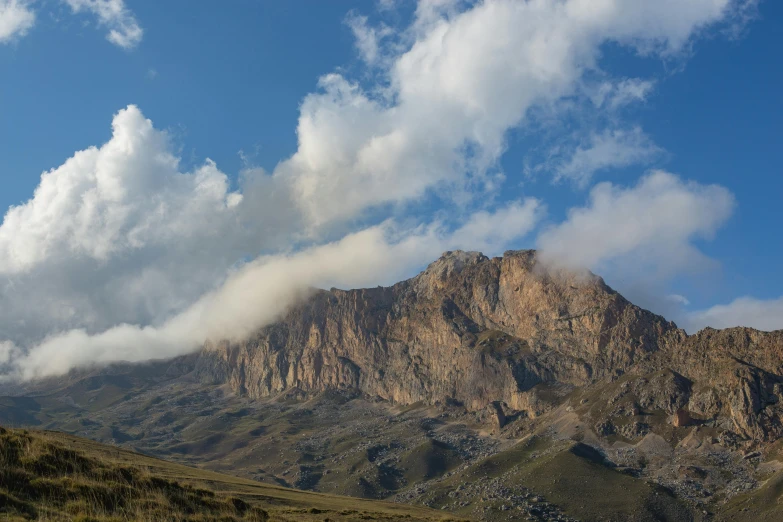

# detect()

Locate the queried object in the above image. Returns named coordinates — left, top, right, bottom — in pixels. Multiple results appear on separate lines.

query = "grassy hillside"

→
left=719, top=467, right=783, bottom=520
left=404, top=435, right=695, bottom=522
left=0, top=426, right=462, bottom=522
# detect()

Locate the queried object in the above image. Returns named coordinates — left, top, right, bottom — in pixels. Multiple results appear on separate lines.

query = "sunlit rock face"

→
left=196, top=249, right=783, bottom=441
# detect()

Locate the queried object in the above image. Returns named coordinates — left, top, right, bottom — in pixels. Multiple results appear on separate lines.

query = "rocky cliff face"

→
left=650, top=327, right=783, bottom=440
left=196, top=250, right=679, bottom=410
left=196, top=249, right=783, bottom=442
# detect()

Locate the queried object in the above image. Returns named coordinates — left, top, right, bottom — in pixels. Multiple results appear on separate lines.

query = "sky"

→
left=0, top=0, right=781, bottom=379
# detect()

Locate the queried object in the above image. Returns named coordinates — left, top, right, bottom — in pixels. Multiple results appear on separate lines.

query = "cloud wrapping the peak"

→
left=537, top=170, right=735, bottom=279
left=64, top=0, right=142, bottom=49
left=4, top=201, right=543, bottom=380
left=0, top=0, right=34, bottom=43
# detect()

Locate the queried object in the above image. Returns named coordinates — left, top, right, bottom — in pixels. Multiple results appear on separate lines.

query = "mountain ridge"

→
left=196, top=249, right=681, bottom=410
left=3, top=249, right=783, bottom=521
left=196, top=248, right=783, bottom=444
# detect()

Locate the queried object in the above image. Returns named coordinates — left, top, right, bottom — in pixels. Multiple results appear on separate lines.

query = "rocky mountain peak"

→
left=197, top=249, right=676, bottom=410
left=412, top=249, right=489, bottom=298
left=194, top=248, right=783, bottom=442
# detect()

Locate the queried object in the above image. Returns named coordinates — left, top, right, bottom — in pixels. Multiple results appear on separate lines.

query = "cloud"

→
left=3, top=202, right=542, bottom=380
left=0, top=106, right=300, bottom=344
left=0, top=340, right=20, bottom=365
left=537, top=171, right=735, bottom=280
left=64, top=0, right=142, bottom=49
left=590, top=78, right=656, bottom=109
left=0, top=104, right=541, bottom=378
left=289, top=0, right=748, bottom=227
left=346, top=13, right=393, bottom=66
left=685, top=296, right=783, bottom=333
left=0, top=106, right=243, bottom=275
left=0, top=0, right=34, bottom=43
left=667, top=294, right=691, bottom=306
left=552, top=127, right=662, bottom=187
left=451, top=199, right=544, bottom=253
left=0, top=0, right=760, bottom=379
left=376, top=0, right=397, bottom=12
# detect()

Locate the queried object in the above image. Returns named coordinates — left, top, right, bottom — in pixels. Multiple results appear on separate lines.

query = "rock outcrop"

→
left=653, top=327, right=783, bottom=440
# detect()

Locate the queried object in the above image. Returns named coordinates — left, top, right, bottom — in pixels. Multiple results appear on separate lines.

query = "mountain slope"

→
left=0, top=426, right=460, bottom=521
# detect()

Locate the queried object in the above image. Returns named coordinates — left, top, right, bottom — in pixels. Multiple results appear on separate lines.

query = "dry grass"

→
left=0, top=426, right=462, bottom=522
left=0, top=426, right=268, bottom=521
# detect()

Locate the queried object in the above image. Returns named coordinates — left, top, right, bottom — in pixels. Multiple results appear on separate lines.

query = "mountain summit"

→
left=197, top=249, right=783, bottom=441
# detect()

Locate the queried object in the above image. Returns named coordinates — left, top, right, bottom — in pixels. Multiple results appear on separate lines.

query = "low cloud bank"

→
left=2, top=202, right=542, bottom=380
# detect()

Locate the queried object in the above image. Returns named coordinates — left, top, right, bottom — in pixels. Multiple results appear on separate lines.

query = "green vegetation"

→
left=720, top=469, right=783, bottom=520
left=415, top=435, right=694, bottom=521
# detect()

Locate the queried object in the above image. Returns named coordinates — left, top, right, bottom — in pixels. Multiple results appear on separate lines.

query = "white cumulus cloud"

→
left=0, top=106, right=300, bottom=344
left=0, top=106, right=243, bottom=274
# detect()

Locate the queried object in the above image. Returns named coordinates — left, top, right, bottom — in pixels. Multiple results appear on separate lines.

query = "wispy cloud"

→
left=345, top=12, right=393, bottom=66
left=590, top=78, right=656, bottom=110
left=0, top=0, right=34, bottom=43
left=551, top=127, right=663, bottom=187
left=63, top=0, right=142, bottom=49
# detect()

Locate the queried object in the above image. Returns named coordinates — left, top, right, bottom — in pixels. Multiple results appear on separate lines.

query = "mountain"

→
left=196, top=250, right=677, bottom=409
left=3, top=250, right=783, bottom=521
left=196, top=250, right=783, bottom=442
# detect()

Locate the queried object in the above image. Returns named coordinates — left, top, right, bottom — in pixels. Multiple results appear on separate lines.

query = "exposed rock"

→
left=648, top=328, right=783, bottom=440
left=196, top=250, right=677, bottom=414
left=618, top=421, right=651, bottom=440
left=595, top=420, right=615, bottom=436
left=196, top=249, right=783, bottom=442
left=489, top=401, right=507, bottom=430
left=672, top=409, right=691, bottom=428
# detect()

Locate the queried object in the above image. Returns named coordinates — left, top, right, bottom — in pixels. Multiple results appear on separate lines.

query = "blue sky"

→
left=0, top=0, right=781, bottom=378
